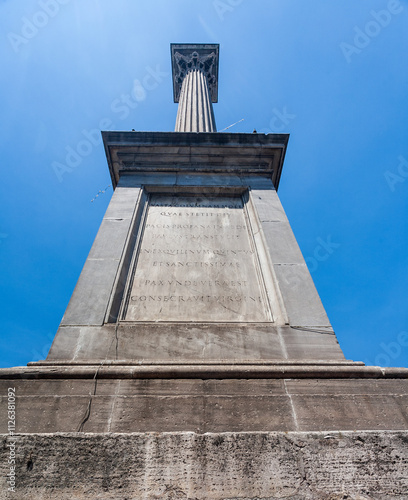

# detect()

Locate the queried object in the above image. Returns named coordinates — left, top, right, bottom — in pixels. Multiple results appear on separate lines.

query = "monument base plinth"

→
left=1, top=431, right=408, bottom=499
left=1, top=362, right=407, bottom=434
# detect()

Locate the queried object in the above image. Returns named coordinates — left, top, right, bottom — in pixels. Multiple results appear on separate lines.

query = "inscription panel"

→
left=123, top=194, right=272, bottom=322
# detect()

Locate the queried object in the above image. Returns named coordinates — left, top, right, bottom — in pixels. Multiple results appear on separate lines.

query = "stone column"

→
left=171, top=44, right=219, bottom=133
left=175, top=69, right=216, bottom=132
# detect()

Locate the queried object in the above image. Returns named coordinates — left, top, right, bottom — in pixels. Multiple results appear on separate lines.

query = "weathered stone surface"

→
left=58, top=183, right=142, bottom=328
left=280, top=326, right=345, bottom=360
left=261, top=221, right=305, bottom=264
left=47, top=324, right=285, bottom=361
left=49, top=180, right=341, bottom=360
left=1, top=375, right=407, bottom=434
left=59, top=258, right=120, bottom=326
left=102, top=184, right=142, bottom=219
left=251, top=185, right=287, bottom=222
left=47, top=325, right=115, bottom=360
left=273, top=263, right=331, bottom=327
left=124, top=194, right=271, bottom=323
left=1, top=431, right=407, bottom=499
left=87, top=218, right=133, bottom=261
left=49, top=130, right=341, bottom=361
left=47, top=324, right=345, bottom=361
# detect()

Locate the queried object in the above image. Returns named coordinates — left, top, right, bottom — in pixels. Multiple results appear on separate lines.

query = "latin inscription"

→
left=123, top=195, right=271, bottom=322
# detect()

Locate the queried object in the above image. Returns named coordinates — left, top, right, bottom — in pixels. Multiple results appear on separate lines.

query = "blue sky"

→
left=0, top=0, right=407, bottom=368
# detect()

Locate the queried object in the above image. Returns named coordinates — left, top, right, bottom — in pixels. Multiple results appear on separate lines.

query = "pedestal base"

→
left=1, top=431, right=408, bottom=499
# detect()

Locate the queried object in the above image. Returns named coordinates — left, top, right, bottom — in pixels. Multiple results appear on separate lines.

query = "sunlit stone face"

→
left=123, top=194, right=272, bottom=323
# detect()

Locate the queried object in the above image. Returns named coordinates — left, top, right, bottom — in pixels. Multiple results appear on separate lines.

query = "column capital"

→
left=171, top=43, right=219, bottom=103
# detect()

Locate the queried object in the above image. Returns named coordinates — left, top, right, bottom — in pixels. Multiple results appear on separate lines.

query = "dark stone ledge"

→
left=1, top=363, right=408, bottom=380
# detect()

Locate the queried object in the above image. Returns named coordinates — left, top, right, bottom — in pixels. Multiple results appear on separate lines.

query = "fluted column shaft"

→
left=175, top=69, right=216, bottom=132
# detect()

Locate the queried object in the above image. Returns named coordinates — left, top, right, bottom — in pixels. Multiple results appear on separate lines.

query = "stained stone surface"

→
left=123, top=194, right=271, bottom=323
left=47, top=324, right=345, bottom=361
left=1, top=431, right=407, bottom=499
left=1, top=375, right=407, bottom=434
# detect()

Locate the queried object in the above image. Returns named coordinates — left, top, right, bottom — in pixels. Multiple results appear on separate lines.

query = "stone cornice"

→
left=2, top=362, right=408, bottom=379
left=102, top=131, right=289, bottom=191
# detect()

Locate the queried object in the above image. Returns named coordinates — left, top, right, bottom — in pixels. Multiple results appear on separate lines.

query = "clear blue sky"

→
left=1, top=0, right=407, bottom=368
